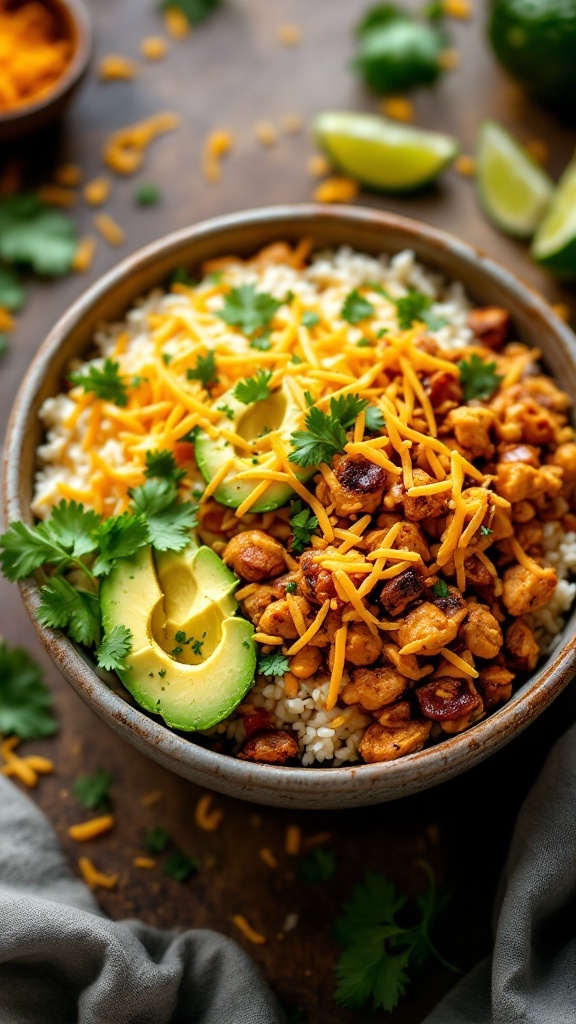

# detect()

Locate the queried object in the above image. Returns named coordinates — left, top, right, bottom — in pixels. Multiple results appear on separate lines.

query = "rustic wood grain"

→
left=1, top=1, right=576, bottom=1020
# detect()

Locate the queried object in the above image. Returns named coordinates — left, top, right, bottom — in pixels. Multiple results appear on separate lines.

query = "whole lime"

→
left=489, top=0, right=576, bottom=109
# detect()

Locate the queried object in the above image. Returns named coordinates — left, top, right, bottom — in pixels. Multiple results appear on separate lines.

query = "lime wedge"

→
left=532, top=150, right=576, bottom=274
left=476, top=121, right=553, bottom=239
left=313, top=111, right=459, bottom=193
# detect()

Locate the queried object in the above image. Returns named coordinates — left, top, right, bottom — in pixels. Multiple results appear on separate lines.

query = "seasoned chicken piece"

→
left=515, top=520, right=543, bottom=553
left=379, top=567, right=426, bottom=617
left=464, top=555, right=495, bottom=590
left=326, top=455, right=387, bottom=516
left=416, top=677, right=483, bottom=721
left=299, top=549, right=338, bottom=605
left=382, top=643, right=432, bottom=681
left=495, top=462, right=562, bottom=504
left=403, top=468, right=448, bottom=522
left=238, top=730, right=299, bottom=764
left=289, top=646, right=323, bottom=679
left=344, top=623, right=383, bottom=666
left=499, top=443, right=540, bottom=468
left=396, top=598, right=464, bottom=656
left=489, top=505, right=514, bottom=542
left=502, top=563, right=557, bottom=617
left=468, top=306, right=511, bottom=349
left=447, top=406, right=496, bottom=457
left=552, top=442, right=576, bottom=483
left=517, top=398, right=557, bottom=446
left=258, top=596, right=309, bottom=639
left=426, top=370, right=463, bottom=408
left=477, top=665, right=514, bottom=707
left=505, top=620, right=540, bottom=673
left=460, top=601, right=503, bottom=659
left=223, top=529, right=286, bottom=582
left=366, top=522, right=430, bottom=562
left=340, top=666, right=406, bottom=711
left=240, top=585, right=275, bottom=627
left=359, top=717, right=432, bottom=763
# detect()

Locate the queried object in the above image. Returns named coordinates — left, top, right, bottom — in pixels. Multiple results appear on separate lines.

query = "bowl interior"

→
left=7, top=205, right=576, bottom=808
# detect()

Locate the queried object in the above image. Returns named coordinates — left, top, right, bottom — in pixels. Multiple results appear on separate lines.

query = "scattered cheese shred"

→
left=313, top=176, right=360, bottom=204
left=103, top=112, right=179, bottom=176
left=255, top=121, right=278, bottom=147
left=379, top=96, right=414, bottom=122
left=78, top=857, right=118, bottom=891
left=72, top=236, right=97, bottom=273
left=83, top=177, right=111, bottom=206
left=140, top=36, right=169, bottom=60
left=194, top=794, right=223, bottom=832
left=164, top=7, right=190, bottom=39
left=278, top=23, right=301, bottom=46
left=326, top=623, right=348, bottom=711
left=0, top=737, right=53, bottom=787
left=286, top=600, right=330, bottom=656
left=439, top=647, right=479, bottom=678
left=98, top=55, right=138, bottom=81
left=140, top=789, right=163, bottom=806
left=232, top=914, right=267, bottom=945
left=259, top=847, right=278, bottom=869
left=285, top=824, right=302, bottom=855
left=133, top=856, right=156, bottom=869
left=94, top=212, right=125, bottom=246
left=202, top=129, right=233, bottom=183
left=68, top=814, right=115, bottom=842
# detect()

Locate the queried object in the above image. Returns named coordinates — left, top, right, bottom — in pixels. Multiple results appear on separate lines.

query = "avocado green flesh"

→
left=100, top=545, right=256, bottom=731
left=194, top=381, right=314, bottom=511
left=155, top=543, right=238, bottom=648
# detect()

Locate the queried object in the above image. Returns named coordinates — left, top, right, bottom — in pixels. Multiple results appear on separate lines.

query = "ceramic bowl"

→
left=5, top=204, right=576, bottom=808
left=0, top=0, right=91, bottom=143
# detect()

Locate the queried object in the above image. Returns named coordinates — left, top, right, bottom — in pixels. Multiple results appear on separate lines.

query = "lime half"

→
left=313, top=111, right=459, bottom=193
left=476, top=121, right=553, bottom=239
left=532, top=151, right=576, bottom=274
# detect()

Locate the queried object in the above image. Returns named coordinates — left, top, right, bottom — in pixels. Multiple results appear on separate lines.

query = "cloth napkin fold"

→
left=1, top=723, right=576, bottom=1024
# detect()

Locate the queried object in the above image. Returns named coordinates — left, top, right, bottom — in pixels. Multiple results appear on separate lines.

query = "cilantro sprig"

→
left=186, top=349, right=218, bottom=389
left=290, top=500, right=319, bottom=554
left=258, top=651, right=290, bottom=677
left=69, top=359, right=129, bottom=407
left=457, top=354, right=503, bottom=402
left=218, top=283, right=281, bottom=339
left=233, top=369, right=273, bottom=405
left=73, top=769, right=113, bottom=812
left=0, top=194, right=77, bottom=277
left=298, top=848, right=337, bottom=883
left=289, top=394, right=369, bottom=467
left=0, top=640, right=58, bottom=739
left=96, top=625, right=133, bottom=672
left=130, top=479, right=198, bottom=552
left=341, top=289, right=375, bottom=324
left=144, top=449, right=185, bottom=484
left=158, top=0, right=220, bottom=25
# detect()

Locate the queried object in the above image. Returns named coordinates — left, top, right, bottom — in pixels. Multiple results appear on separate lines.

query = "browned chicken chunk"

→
left=340, top=666, right=406, bottom=711
left=223, top=529, right=286, bottom=582
left=379, top=567, right=426, bottom=617
left=238, top=730, right=299, bottom=764
left=240, top=585, right=274, bottom=627
left=496, top=462, right=562, bottom=504
left=327, top=455, right=387, bottom=516
left=396, top=598, right=465, bottom=656
left=299, top=549, right=339, bottom=605
left=460, top=601, right=503, bottom=659
left=552, top=442, right=576, bottom=483
left=359, top=718, right=432, bottom=763
left=502, top=564, right=557, bottom=617
left=344, top=623, right=383, bottom=666
left=477, top=665, right=514, bottom=707
left=467, top=306, right=511, bottom=349
left=505, top=620, right=540, bottom=673
left=403, top=469, right=448, bottom=522
left=258, top=597, right=309, bottom=639
left=447, top=406, right=496, bottom=457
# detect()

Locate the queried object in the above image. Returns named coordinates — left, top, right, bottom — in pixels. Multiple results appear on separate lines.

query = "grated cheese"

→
left=78, top=857, right=118, bottom=891
left=194, top=793, right=223, bottom=832
left=232, top=914, right=267, bottom=945
left=68, top=814, right=114, bottom=842
left=326, top=623, right=348, bottom=710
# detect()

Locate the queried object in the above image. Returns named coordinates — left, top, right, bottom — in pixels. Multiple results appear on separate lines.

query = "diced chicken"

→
left=223, top=529, right=286, bottom=582
left=426, top=370, right=463, bottom=408
left=366, top=522, right=430, bottom=562
left=502, top=564, right=557, bottom=617
left=495, top=462, right=562, bottom=504
left=238, top=730, right=299, bottom=764
left=299, top=549, right=338, bottom=605
left=359, top=717, right=432, bottom=763
left=416, top=677, right=483, bottom=721
left=467, top=306, right=511, bottom=349
left=344, top=623, right=383, bottom=666
left=396, top=594, right=466, bottom=656
left=464, top=555, right=495, bottom=590
left=515, top=520, right=543, bottom=553
left=460, top=601, right=503, bottom=659
left=517, top=398, right=557, bottom=446
left=447, top=406, right=496, bottom=457
left=379, top=567, right=426, bottom=617
left=289, top=646, right=323, bottom=679
left=403, top=468, right=448, bottom=522
left=382, top=643, right=432, bottom=681
left=258, top=596, right=309, bottom=639
left=240, top=585, right=275, bottom=626
left=328, top=455, right=387, bottom=516
left=552, top=442, right=576, bottom=483
left=243, top=710, right=274, bottom=739
left=505, top=620, right=540, bottom=673
left=340, top=666, right=406, bottom=711
left=498, top=443, right=540, bottom=468
left=477, top=665, right=514, bottom=708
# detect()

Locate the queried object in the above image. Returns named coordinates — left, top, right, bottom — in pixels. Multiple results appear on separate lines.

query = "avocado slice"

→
left=100, top=545, right=256, bottom=731
left=194, top=379, right=314, bottom=511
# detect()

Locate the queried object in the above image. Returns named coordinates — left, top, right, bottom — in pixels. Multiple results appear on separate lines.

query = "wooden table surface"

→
left=2, top=1, right=576, bottom=1020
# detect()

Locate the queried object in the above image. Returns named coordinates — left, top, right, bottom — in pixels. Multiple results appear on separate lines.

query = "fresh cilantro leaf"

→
left=422, top=310, right=449, bottom=330
left=163, top=848, right=201, bottom=881
left=304, top=391, right=315, bottom=407
left=158, top=0, right=220, bottom=25
left=289, top=394, right=368, bottom=468
left=291, top=353, right=302, bottom=365
left=144, top=448, right=185, bottom=482
left=69, top=358, right=129, bottom=407
left=457, top=354, right=503, bottom=402
left=171, top=266, right=193, bottom=285
left=356, top=3, right=403, bottom=36
left=341, top=290, right=375, bottom=325
left=134, top=182, right=161, bottom=206
left=258, top=651, right=290, bottom=677
left=331, top=393, right=370, bottom=430
left=357, top=337, right=372, bottom=347
left=130, top=479, right=198, bottom=551
left=233, top=369, right=273, bottom=404
left=250, top=333, right=272, bottom=351
left=298, top=849, right=337, bottom=883
left=285, top=581, right=298, bottom=594
left=91, top=512, right=149, bottom=577
left=424, top=0, right=444, bottom=20
left=43, top=501, right=101, bottom=558
left=0, top=194, right=77, bottom=276
left=365, top=405, right=386, bottom=433
left=186, top=349, right=218, bottom=388
left=0, top=501, right=100, bottom=581
left=96, top=625, right=132, bottom=672
left=216, top=403, right=235, bottom=420
left=302, top=311, right=320, bottom=328
left=290, top=499, right=319, bottom=554
left=395, top=290, right=432, bottom=330
left=191, top=638, right=204, bottom=656
left=480, top=525, right=493, bottom=537
left=218, top=283, right=281, bottom=337
left=144, top=825, right=171, bottom=854
left=376, top=327, right=389, bottom=338
left=171, top=646, right=183, bottom=656
left=37, top=577, right=101, bottom=648
left=162, top=353, right=172, bottom=365
left=433, top=580, right=450, bottom=599
left=73, top=769, right=113, bottom=811
left=0, top=264, right=26, bottom=311
left=0, top=640, right=58, bottom=739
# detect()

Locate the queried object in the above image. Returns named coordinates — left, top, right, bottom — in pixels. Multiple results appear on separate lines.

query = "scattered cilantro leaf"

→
left=289, top=394, right=368, bottom=467
left=250, top=333, right=272, bottom=351
left=0, top=194, right=77, bottom=276
left=0, top=335, right=7, bottom=358
left=424, top=0, right=444, bottom=20
left=158, top=0, right=220, bottom=25
left=291, top=352, right=302, bottom=365
left=0, top=264, right=26, bottom=311
left=422, top=310, right=449, bottom=330
left=0, top=501, right=100, bottom=581
left=0, top=640, right=58, bottom=739
left=457, top=354, right=503, bottom=402
left=332, top=393, right=370, bottom=429
left=364, top=405, right=386, bottom=433
left=96, top=625, right=132, bottom=672
left=341, top=289, right=375, bottom=325
left=37, top=577, right=101, bottom=648
left=144, top=449, right=185, bottom=483
left=216, top=402, right=235, bottom=420
left=285, top=581, right=298, bottom=594
left=163, top=848, right=201, bottom=881
left=91, top=512, right=149, bottom=576
left=171, top=266, right=193, bottom=286
left=298, top=849, right=337, bottom=883
left=356, top=3, right=403, bottom=36
left=290, top=499, right=319, bottom=553
left=395, top=290, right=432, bottom=330
left=233, top=369, right=273, bottom=404
left=73, top=769, right=113, bottom=812
left=134, top=183, right=161, bottom=206
left=258, top=651, right=290, bottom=677
left=186, top=349, right=218, bottom=389
left=69, top=358, right=129, bottom=407
left=144, top=825, right=171, bottom=854
left=218, top=283, right=281, bottom=337
left=480, top=525, right=493, bottom=537
left=357, top=337, right=372, bottom=347
left=130, top=479, right=198, bottom=551
left=302, top=311, right=320, bottom=328
left=191, top=638, right=204, bottom=656
left=432, top=580, right=450, bottom=599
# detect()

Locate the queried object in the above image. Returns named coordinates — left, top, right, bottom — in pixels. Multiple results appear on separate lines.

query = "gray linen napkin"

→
left=0, top=776, right=285, bottom=1024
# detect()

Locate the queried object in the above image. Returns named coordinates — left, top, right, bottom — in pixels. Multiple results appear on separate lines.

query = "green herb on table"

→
left=289, top=394, right=368, bottom=467
left=134, top=183, right=161, bottom=206
left=0, top=264, right=26, bottom=311
left=302, top=310, right=320, bottom=328
left=298, top=848, right=337, bottom=883
left=233, top=369, right=273, bottom=404
left=457, top=354, right=503, bottom=402
left=0, top=640, right=58, bottom=739
left=186, top=349, right=218, bottom=388
left=0, top=335, right=8, bottom=358
left=144, top=449, right=185, bottom=484
left=433, top=579, right=450, bottom=599
left=258, top=651, right=290, bottom=677
left=73, top=768, right=113, bottom=812
left=69, top=358, right=129, bottom=407
left=130, top=479, right=199, bottom=552
left=334, top=865, right=456, bottom=1013
left=144, top=825, right=171, bottom=854
left=0, top=194, right=77, bottom=276
left=96, top=625, right=133, bottom=672
left=163, top=848, right=201, bottom=882
left=341, top=289, right=375, bottom=325
left=290, top=500, right=319, bottom=554
left=159, top=0, right=221, bottom=25
left=364, top=405, right=386, bottom=433
left=218, top=283, right=281, bottom=337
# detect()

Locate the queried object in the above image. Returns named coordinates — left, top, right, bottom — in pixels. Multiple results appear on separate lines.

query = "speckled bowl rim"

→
left=5, top=204, right=576, bottom=808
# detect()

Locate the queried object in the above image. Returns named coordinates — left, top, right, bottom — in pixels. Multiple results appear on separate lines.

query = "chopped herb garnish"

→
left=73, top=768, right=112, bottom=812
left=291, top=353, right=302, bottom=365
left=186, top=349, right=218, bottom=389
left=174, top=630, right=187, bottom=644
left=69, top=358, right=129, bottom=407
left=298, top=848, right=337, bottom=883
left=91, top=511, right=149, bottom=577
left=0, top=194, right=77, bottom=276
left=395, top=289, right=432, bottom=330
left=171, top=646, right=183, bottom=656
left=233, top=369, right=273, bottom=404
left=302, top=310, right=320, bottom=328
left=258, top=651, right=291, bottom=677
left=457, top=354, right=503, bottom=402
left=144, top=826, right=171, bottom=854
left=191, top=638, right=204, bottom=656
left=433, top=580, right=450, bottom=599
left=0, top=640, right=58, bottom=739
left=289, top=394, right=368, bottom=467
left=357, top=337, right=372, bottom=347
left=376, top=327, right=389, bottom=338
left=364, top=405, right=386, bottom=433
left=480, top=525, right=493, bottom=537
left=218, top=283, right=281, bottom=337
left=130, top=479, right=198, bottom=552
left=163, top=848, right=201, bottom=882
left=162, top=353, right=172, bottom=365
left=290, top=499, right=319, bottom=553
left=158, top=668, right=167, bottom=678
left=144, top=449, right=185, bottom=484
left=206, top=269, right=224, bottom=284
left=96, top=625, right=132, bottom=672
left=250, top=333, right=272, bottom=351
left=285, top=581, right=298, bottom=594
left=216, top=403, right=235, bottom=420
left=158, top=0, right=220, bottom=25
left=134, top=183, right=161, bottom=206
left=341, top=289, right=375, bottom=325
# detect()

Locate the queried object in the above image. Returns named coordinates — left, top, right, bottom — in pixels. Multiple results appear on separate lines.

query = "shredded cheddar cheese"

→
left=285, top=824, right=302, bottom=855
left=232, top=914, right=267, bottom=945
left=68, top=814, right=115, bottom=842
left=78, top=857, right=118, bottom=891
left=194, top=794, right=223, bottom=832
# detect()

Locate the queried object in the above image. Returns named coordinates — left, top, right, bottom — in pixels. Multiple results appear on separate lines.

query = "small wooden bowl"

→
left=0, top=0, right=92, bottom=143
left=5, top=205, right=576, bottom=808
